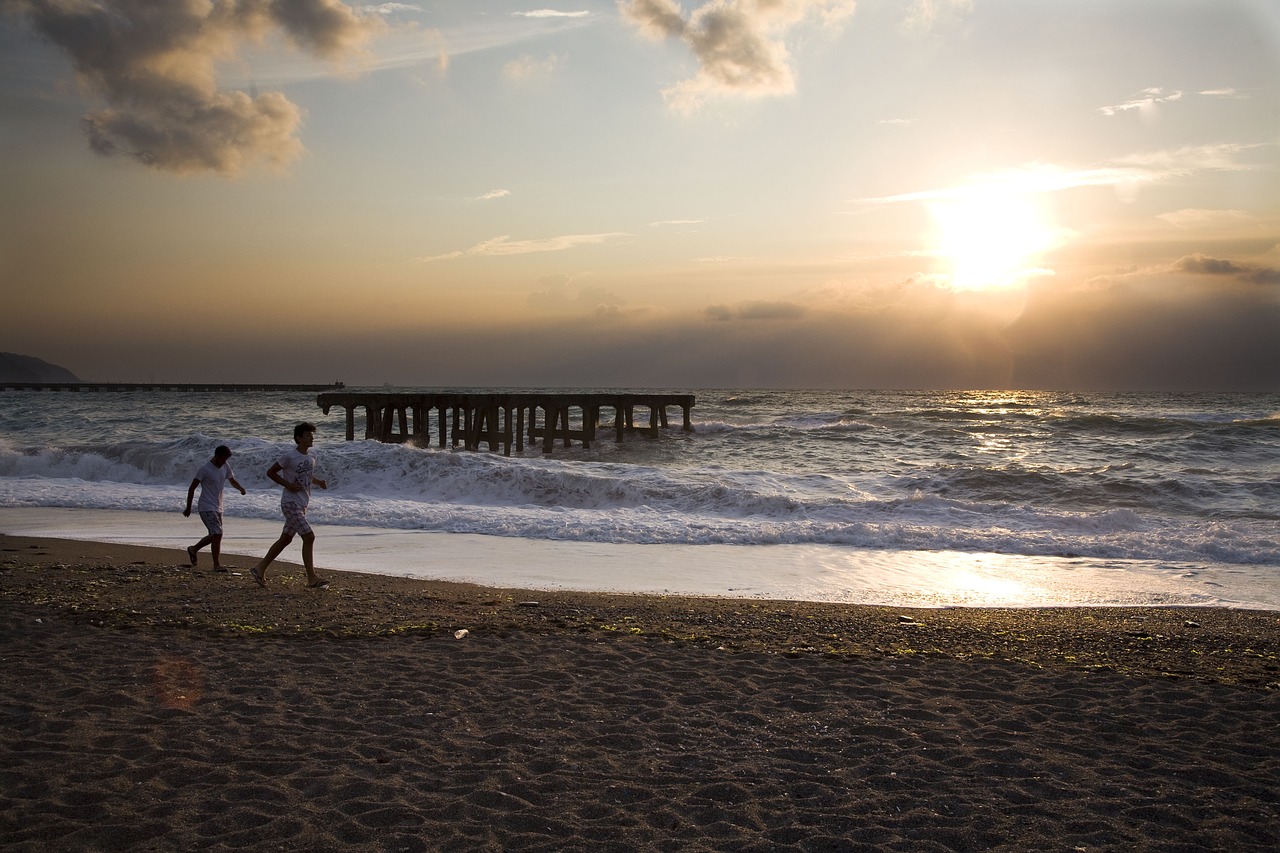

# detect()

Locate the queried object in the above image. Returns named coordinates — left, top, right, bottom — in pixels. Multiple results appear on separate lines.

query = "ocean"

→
left=1, top=388, right=1277, bottom=609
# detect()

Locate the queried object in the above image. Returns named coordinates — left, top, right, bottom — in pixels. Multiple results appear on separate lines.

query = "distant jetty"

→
left=2, top=382, right=346, bottom=392
left=317, top=391, right=695, bottom=455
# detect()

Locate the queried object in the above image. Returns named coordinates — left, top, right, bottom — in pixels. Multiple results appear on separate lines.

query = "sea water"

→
left=1, top=388, right=1277, bottom=608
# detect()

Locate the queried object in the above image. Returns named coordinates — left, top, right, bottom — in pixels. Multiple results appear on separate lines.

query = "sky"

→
left=1, top=0, right=1278, bottom=391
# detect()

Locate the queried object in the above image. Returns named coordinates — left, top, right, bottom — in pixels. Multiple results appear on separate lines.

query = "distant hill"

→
left=0, top=353, right=81, bottom=383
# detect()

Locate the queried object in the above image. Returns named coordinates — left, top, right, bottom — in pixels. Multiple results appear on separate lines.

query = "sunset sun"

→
left=929, top=189, right=1059, bottom=292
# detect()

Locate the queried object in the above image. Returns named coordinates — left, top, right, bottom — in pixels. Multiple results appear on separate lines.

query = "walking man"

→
left=183, top=445, right=246, bottom=571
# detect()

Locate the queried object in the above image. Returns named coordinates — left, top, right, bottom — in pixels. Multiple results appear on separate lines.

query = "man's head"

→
left=294, top=422, right=317, bottom=447
left=212, top=445, right=233, bottom=464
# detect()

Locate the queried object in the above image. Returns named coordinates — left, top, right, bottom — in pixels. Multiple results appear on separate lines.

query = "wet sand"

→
left=2, top=534, right=1278, bottom=851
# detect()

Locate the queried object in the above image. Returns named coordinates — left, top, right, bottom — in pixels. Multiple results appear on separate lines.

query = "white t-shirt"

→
left=194, top=460, right=235, bottom=513
left=277, top=447, right=317, bottom=508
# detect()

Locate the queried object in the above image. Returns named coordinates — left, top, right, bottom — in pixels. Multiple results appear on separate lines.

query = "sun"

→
left=929, top=188, right=1058, bottom=292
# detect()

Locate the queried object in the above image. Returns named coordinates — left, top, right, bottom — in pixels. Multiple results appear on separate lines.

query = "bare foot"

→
left=187, top=546, right=197, bottom=567
left=250, top=566, right=267, bottom=588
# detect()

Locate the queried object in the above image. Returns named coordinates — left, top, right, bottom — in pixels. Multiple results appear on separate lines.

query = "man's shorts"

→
left=281, top=503, right=313, bottom=537
left=199, top=511, right=223, bottom=536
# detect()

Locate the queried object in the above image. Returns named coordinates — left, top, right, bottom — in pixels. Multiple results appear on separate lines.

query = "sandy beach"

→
left=2, top=534, right=1278, bottom=851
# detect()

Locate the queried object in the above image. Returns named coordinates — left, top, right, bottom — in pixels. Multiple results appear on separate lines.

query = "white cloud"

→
left=858, top=144, right=1271, bottom=205
left=1156, top=208, right=1251, bottom=230
left=515, top=9, right=591, bottom=18
left=478, top=189, right=511, bottom=200
left=363, top=3, right=421, bottom=15
left=1099, top=87, right=1183, bottom=117
left=1100, top=86, right=1249, bottom=116
left=505, top=53, right=560, bottom=80
left=902, top=0, right=972, bottom=29
left=415, top=232, right=630, bottom=262
left=1199, top=87, right=1247, bottom=99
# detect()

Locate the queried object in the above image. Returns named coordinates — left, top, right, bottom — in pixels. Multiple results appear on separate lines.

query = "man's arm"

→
left=228, top=475, right=246, bottom=495
left=267, top=462, right=300, bottom=493
left=184, top=478, right=199, bottom=516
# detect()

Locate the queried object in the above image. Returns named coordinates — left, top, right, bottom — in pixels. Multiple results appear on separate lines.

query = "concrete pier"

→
left=316, top=392, right=695, bottom=455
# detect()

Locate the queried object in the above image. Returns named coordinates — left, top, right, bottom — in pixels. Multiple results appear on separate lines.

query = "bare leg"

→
left=301, top=532, right=323, bottom=586
left=189, top=534, right=214, bottom=566
left=252, top=532, right=294, bottom=587
left=209, top=534, right=223, bottom=569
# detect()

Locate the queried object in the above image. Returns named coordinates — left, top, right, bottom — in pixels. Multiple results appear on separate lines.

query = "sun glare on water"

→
left=929, top=188, right=1059, bottom=292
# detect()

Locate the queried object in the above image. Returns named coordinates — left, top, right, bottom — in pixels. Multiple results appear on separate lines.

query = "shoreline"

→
left=4, top=533, right=1278, bottom=688
left=5, top=506, right=1278, bottom=610
left=3, top=533, right=1278, bottom=850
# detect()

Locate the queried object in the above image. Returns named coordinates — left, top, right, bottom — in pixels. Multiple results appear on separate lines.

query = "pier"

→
left=316, top=392, right=696, bottom=455
left=1, top=382, right=346, bottom=393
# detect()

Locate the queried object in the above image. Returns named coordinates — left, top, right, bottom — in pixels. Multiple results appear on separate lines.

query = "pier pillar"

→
left=316, top=391, right=695, bottom=454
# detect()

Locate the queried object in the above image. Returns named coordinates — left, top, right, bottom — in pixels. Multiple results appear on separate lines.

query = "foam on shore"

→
left=4, top=506, right=1276, bottom=609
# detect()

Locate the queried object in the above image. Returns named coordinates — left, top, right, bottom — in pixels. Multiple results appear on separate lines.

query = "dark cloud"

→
left=702, top=301, right=807, bottom=321
left=736, top=300, right=808, bottom=320
left=2, top=0, right=382, bottom=174
left=1173, top=253, right=1280, bottom=286
left=527, top=278, right=627, bottom=314
left=1173, top=253, right=1248, bottom=276
left=621, top=0, right=854, bottom=112
left=13, top=255, right=1277, bottom=391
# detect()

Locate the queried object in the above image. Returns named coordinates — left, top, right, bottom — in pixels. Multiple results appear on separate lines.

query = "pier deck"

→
left=317, top=392, right=695, bottom=455
left=2, top=382, right=346, bottom=393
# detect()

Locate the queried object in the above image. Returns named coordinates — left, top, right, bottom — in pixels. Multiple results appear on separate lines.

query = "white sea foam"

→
left=2, top=388, right=1278, bottom=605
left=3, top=506, right=1277, bottom=610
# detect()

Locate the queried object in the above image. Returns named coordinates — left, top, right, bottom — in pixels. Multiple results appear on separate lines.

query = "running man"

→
left=251, top=422, right=329, bottom=589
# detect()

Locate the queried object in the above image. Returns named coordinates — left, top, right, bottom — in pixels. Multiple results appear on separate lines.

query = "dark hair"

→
left=294, top=422, right=317, bottom=442
left=213, top=445, right=232, bottom=457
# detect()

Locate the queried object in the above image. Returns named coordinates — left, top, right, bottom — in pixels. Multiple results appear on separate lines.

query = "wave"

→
left=2, top=478, right=1275, bottom=567
left=2, top=433, right=1277, bottom=568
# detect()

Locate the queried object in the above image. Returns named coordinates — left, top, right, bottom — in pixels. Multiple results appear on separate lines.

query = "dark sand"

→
left=1, top=534, right=1277, bottom=851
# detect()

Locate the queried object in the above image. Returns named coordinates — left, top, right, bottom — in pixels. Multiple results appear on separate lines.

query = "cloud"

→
left=515, top=9, right=591, bottom=18
left=2, top=0, right=386, bottom=175
left=1199, top=87, right=1247, bottom=99
left=620, top=0, right=855, bottom=114
left=902, top=0, right=971, bottom=29
left=527, top=276, right=627, bottom=314
left=649, top=218, right=705, bottom=227
left=703, top=300, right=807, bottom=321
left=1099, top=86, right=1250, bottom=117
left=1172, top=253, right=1280, bottom=286
left=364, top=3, right=422, bottom=14
left=1098, top=87, right=1183, bottom=117
left=478, top=189, right=511, bottom=200
left=1156, top=208, right=1251, bottom=230
left=415, top=232, right=630, bottom=261
left=857, top=144, right=1270, bottom=206
left=505, top=52, right=560, bottom=80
